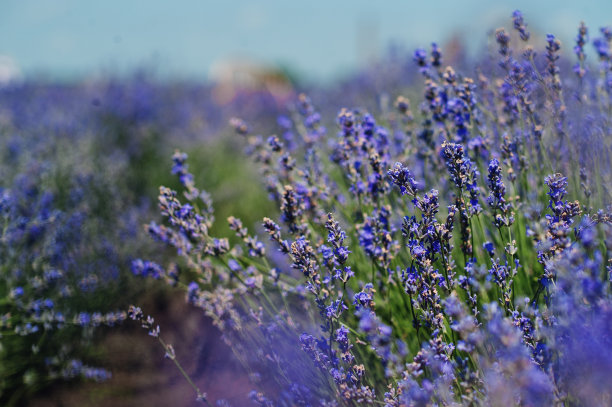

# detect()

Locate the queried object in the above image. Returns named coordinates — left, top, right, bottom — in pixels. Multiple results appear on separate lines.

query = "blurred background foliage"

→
left=0, top=76, right=283, bottom=405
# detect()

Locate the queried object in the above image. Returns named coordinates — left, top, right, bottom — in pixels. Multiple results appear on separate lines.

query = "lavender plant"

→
left=0, top=171, right=127, bottom=405
left=129, top=11, right=612, bottom=406
left=0, top=72, right=287, bottom=405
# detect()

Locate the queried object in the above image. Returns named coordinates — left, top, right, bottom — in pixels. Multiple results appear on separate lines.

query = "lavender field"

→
left=2, top=6, right=612, bottom=407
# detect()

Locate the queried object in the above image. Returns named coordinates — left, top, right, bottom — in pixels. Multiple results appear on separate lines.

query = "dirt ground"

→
left=30, top=289, right=255, bottom=407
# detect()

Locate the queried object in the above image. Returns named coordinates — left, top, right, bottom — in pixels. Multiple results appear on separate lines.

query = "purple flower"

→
left=413, top=48, right=428, bottom=67
left=431, top=43, right=443, bottom=67
left=11, top=286, right=24, bottom=298
left=512, top=10, right=530, bottom=41
left=387, top=162, right=419, bottom=196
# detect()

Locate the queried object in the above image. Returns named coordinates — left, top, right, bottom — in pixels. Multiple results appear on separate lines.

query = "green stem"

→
left=158, top=336, right=212, bottom=406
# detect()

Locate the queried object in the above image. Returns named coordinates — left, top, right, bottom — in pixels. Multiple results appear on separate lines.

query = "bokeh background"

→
left=2, top=0, right=612, bottom=83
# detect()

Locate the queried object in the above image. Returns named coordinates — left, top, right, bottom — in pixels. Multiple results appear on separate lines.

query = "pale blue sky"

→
left=1, top=1, right=611, bottom=82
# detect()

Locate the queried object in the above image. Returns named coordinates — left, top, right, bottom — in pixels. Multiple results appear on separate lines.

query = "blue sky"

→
left=1, top=1, right=611, bottom=82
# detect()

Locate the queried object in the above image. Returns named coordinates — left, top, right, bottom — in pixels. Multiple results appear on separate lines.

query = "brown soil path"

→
left=30, top=289, right=254, bottom=407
